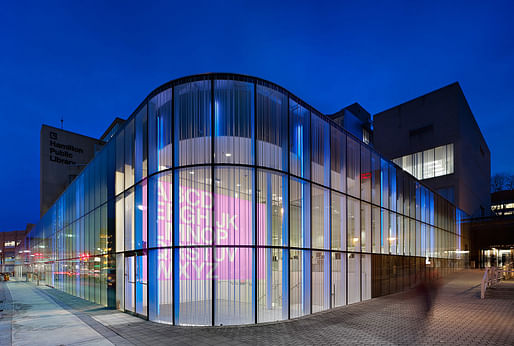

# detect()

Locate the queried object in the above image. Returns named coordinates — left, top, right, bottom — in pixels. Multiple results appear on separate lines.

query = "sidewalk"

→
left=2, top=280, right=115, bottom=346
left=0, top=278, right=14, bottom=345
left=2, top=270, right=514, bottom=345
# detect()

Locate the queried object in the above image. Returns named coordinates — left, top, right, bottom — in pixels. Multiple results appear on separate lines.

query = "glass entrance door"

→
left=125, top=256, right=135, bottom=312
left=135, top=253, right=147, bottom=317
left=125, top=253, right=147, bottom=316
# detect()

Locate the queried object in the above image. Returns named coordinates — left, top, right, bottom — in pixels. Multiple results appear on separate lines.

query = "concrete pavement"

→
left=1, top=270, right=513, bottom=345
left=1, top=280, right=113, bottom=346
left=0, top=278, right=13, bottom=345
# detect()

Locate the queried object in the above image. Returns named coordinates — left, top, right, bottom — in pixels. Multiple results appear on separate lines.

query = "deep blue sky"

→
left=1, top=1, right=513, bottom=231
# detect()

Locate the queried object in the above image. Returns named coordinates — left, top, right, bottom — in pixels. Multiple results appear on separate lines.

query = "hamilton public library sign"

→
left=48, top=130, right=86, bottom=165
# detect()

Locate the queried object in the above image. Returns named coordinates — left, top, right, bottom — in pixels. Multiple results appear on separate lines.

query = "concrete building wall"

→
left=373, top=83, right=490, bottom=217
left=374, top=84, right=460, bottom=158
left=40, top=125, right=104, bottom=216
left=456, top=91, right=491, bottom=216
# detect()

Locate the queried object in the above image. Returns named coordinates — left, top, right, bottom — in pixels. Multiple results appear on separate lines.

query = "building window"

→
left=362, top=129, right=370, bottom=144
left=491, top=202, right=514, bottom=216
left=392, top=143, right=454, bottom=180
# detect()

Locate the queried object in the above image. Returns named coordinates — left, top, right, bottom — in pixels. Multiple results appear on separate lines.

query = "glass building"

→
left=23, top=73, right=464, bottom=326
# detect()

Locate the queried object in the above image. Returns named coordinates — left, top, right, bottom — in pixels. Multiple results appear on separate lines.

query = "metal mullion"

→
left=328, top=125, right=332, bottom=310
left=146, top=101, right=150, bottom=321
left=287, top=95, right=291, bottom=321
left=122, top=255, right=126, bottom=313
left=345, top=135, right=348, bottom=305
left=371, top=156, right=374, bottom=256
left=359, top=145, right=362, bottom=303
left=133, top=254, right=136, bottom=314
left=210, top=77, right=215, bottom=326
left=308, top=109, right=312, bottom=316
left=170, top=85, right=176, bottom=326
left=302, top=108, right=314, bottom=314
left=253, top=81, right=258, bottom=324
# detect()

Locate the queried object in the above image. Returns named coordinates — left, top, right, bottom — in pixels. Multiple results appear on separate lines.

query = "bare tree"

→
left=505, top=175, right=514, bottom=191
left=491, top=173, right=507, bottom=192
left=490, top=173, right=514, bottom=216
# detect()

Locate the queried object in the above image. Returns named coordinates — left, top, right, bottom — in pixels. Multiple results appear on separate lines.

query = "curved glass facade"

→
left=22, top=74, right=463, bottom=326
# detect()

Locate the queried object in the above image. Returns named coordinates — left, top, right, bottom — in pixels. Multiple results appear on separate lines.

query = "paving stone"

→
left=4, top=270, right=514, bottom=345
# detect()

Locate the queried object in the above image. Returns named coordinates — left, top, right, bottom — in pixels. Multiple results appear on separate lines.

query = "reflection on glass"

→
left=177, top=168, right=212, bottom=246
left=115, top=195, right=124, bottom=252
left=135, top=105, right=148, bottom=181
left=174, top=81, right=211, bottom=166
left=135, top=181, right=147, bottom=250
left=257, top=85, right=288, bottom=171
left=135, top=254, right=147, bottom=316
left=149, top=90, right=172, bottom=173
left=331, top=126, right=346, bottom=192
left=331, top=192, right=346, bottom=250
left=149, top=172, right=172, bottom=248
left=331, top=252, right=346, bottom=307
left=382, top=209, right=389, bottom=254
left=381, top=159, right=389, bottom=209
left=290, top=100, right=310, bottom=178
left=124, top=188, right=134, bottom=251
left=347, top=197, right=360, bottom=252
left=115, top=129, right=125, bottom=195
left=348, top=253, right=360, bottom=304
left=311, top=114, right=330, bottom=186
left=149, top=249, right=172, bottom=324
left=312, top=251, right=330, bottom=313
left=257, top=170, right=287, bottom=246
left=116, top=254, right=124, bottom=310
left=361, top=202, right=371, bottom=253
left=312, top=186, right=329, bottom=249
left=372, top=206, right=381, bottom=254
left=290, top=178, right=310, bottom=248
left=124, top=121, right=134, bottom=188
left=177, top=247, right=212, bottom=326
left=125, top=256, right=135, bottom=312
left=347, top=137, right=360, bottom=197
left=389, top=211, right=397, bottom=254
left=290, top=249, right=311, bottom=318
left=361, top=254, right=371, bottom=301
left=214, top=167, right=254, bottom=246
left=214, top=80, right=254, bottom=164
left=258, top=248, right=287, bottom=323
left=397, top=214, right=404, bottom=256
left=404, top=216, right=410, bottom=256
left=215, top=247, right=253, bottom=325
left=361, top=145, right=371, bottom=201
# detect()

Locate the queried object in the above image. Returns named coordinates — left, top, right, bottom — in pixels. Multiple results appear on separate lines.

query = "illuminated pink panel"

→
left=156, top=180, right=173, bottom=247
left=157, top=181, right=265, bottom=280
left=143, top=180, right=148, bottom=247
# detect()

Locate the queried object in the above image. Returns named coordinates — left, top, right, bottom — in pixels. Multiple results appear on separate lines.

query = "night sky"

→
left=1, top=1, right=513, bottom=231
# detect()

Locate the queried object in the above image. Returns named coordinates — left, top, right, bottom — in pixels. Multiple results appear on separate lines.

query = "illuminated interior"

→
left=392, top=144, right=454, bottom=180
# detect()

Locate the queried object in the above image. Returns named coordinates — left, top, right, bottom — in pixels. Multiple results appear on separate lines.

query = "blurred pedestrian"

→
left=416, top=268, right=440, bottom=315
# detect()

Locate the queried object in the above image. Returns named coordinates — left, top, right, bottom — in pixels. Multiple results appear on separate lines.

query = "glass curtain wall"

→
left=23, top=74, right=463, bottom=327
